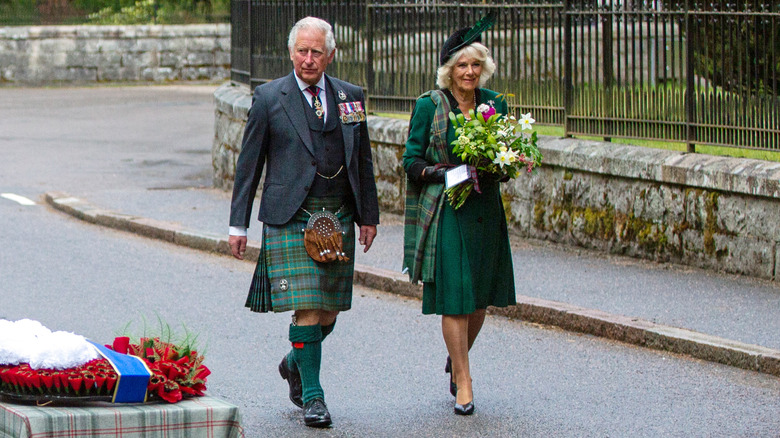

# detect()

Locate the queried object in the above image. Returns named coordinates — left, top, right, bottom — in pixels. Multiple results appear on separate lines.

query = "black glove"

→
left=421, top=165, right=446, bottom=183
left=476, top=171, right=510, bottom=184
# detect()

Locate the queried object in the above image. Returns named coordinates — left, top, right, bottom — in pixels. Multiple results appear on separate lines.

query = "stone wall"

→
left=0, top=24, right=229, bottom=84
left=506, top=141, right=780, bottom=279
left=213, top=82, right=780, bottom=280
left=213, top=83, right=252, bottom=189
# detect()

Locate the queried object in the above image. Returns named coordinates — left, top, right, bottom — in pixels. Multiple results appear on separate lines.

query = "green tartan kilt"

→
left=245, top=197, right=356, bottom=313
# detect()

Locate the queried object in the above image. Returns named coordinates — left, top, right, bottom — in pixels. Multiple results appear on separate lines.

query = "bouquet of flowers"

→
left=446, top=98, right=542, bottom=209
left=0, top=319, right=210, bottom=404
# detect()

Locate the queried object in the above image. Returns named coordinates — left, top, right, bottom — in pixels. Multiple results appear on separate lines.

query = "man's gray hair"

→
left=288, top=16, right=336, bottom=55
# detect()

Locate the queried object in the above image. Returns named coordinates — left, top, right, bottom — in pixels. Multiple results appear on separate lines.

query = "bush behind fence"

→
left=232, top=0, right=779, bottom=152
left=0, top=0, right=229, bottom=25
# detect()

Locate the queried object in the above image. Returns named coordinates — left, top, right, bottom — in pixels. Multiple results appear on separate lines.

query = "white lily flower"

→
left=519, top=113, right=535, bottom=130
left=493, top=150, right=513, bottom=168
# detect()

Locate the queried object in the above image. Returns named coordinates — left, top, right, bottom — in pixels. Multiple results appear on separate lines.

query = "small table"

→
left=0, top=396, right=244, bottom=438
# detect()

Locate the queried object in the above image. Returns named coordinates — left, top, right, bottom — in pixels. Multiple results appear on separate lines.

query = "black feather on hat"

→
left=439, top=11, right=497, bottom=65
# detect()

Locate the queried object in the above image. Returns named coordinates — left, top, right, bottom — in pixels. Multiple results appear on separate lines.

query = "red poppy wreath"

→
left=0, top=319, right=210, bottom=404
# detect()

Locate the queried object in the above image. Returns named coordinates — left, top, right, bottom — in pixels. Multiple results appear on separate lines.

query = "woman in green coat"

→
left=402, top=20, right=516, bottom=416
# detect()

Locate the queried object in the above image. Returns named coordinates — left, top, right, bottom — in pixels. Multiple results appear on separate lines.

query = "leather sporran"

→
left=303, top=210, right=349, bottom=263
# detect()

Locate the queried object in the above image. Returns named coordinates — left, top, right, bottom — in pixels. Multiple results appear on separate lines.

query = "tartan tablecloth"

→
left=0, top=396, right=244, bottom=438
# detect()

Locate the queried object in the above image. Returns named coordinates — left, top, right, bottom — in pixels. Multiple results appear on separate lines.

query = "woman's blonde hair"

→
left=436, top=42, right=496, bottom=90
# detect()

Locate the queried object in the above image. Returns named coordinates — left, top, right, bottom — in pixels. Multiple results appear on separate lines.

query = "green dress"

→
left=403, top=88, right=516, bottom=315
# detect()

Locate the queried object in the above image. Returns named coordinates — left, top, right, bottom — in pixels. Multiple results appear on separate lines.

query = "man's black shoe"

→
left=303, top=398, right=332, bottom=428
left=278, top=356, right=303, bottom=408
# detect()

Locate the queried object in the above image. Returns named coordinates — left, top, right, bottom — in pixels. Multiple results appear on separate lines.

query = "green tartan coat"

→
left=402, top=88, right=516, bottom=315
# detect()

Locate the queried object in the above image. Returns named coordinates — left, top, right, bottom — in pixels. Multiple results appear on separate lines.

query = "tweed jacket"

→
left=230, top=72, right=380, bottom=228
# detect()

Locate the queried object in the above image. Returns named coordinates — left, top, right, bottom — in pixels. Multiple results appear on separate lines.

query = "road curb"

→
left=44, top=191, right=780, bottom=379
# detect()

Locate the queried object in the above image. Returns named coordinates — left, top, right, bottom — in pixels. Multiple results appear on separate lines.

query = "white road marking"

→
left=1, top=193, right=36, bottom=206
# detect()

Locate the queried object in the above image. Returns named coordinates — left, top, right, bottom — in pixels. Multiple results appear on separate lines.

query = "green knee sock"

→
left=285, top=320, right=336, bottom=368
left=289, top=324, right=324, bottom=404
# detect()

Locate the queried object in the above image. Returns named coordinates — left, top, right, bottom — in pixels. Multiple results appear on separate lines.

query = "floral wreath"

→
left=0, top=319, right=209, bottom=404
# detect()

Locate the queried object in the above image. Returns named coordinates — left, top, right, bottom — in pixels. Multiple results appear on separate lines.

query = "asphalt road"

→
left=2, top=85, right=780, bottom=436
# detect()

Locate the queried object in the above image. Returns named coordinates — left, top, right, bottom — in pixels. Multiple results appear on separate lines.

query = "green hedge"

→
left=0, top=0, right=228, bottom=25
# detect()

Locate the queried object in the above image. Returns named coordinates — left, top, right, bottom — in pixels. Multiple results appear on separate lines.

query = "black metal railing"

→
left=231, top=0, right=780, bottom=151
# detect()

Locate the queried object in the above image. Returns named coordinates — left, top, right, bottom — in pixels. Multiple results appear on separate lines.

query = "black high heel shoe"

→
left=445, top=356, right=456, bottom=397
left=454, top=387, right=475, bottom=416
left=454, top=400, right=475, bottom=416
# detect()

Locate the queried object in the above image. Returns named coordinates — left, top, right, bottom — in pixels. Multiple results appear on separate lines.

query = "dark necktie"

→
left=306, top=85, right=324, bottom=119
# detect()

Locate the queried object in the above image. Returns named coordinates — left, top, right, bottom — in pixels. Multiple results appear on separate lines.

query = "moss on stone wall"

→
left=501, top=192, right=514, bottom=224
left=550, top=204, right=569, bottom=232
left=545, top=183, right=737, bottom=258
left=533, top=201, right=546, bottom=230
left=700, top=191, right=733, bottom=259
left=539, top=196, right=673, bottom=256
left=613, top=211, right=668, bottom=255
left=574, top=206, right=616, bottom=240
left=703, top=191, right=719, bottom=255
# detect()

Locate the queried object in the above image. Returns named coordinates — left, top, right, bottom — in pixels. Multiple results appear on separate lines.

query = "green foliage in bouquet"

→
left=446, top=98, right=543, bottom=209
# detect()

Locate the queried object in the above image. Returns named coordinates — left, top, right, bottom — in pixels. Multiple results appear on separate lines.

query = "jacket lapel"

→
left=328, top=76, right=355, bottom=166
left=279, top=73, right=316, bottom=157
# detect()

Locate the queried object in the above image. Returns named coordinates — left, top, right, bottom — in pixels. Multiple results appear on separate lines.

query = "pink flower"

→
left=477, top=103, right=496, bottom=119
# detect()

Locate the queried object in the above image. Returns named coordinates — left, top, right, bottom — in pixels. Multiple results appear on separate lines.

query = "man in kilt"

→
left=228, top=16, right=379, bottom=428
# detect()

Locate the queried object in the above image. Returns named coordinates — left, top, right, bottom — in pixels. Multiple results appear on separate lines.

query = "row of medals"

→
left=314, top=98, right=365, bottom=123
